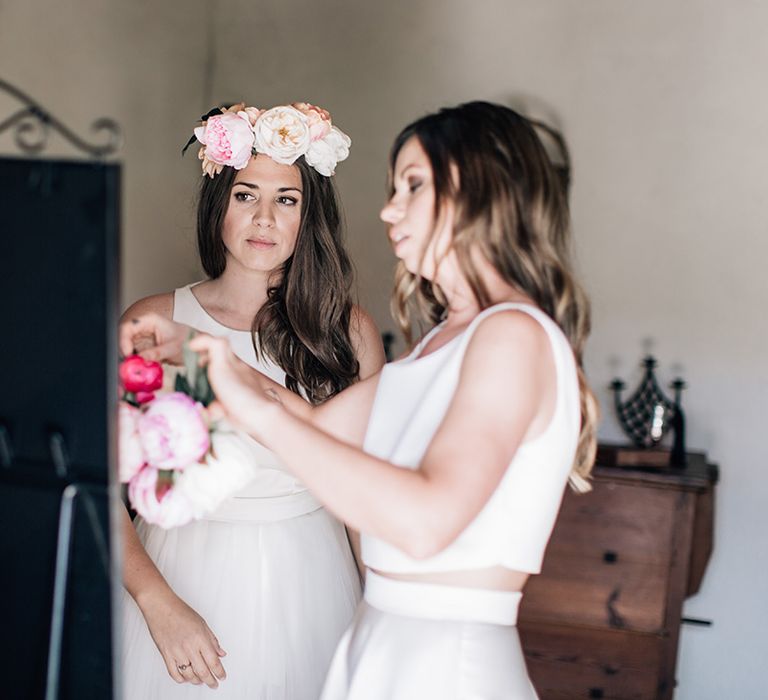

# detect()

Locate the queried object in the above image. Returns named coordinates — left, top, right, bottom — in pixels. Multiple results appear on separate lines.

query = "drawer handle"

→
left=589, top=689, right=605, bottom=699
left=603, top=550, right=618, bottom=564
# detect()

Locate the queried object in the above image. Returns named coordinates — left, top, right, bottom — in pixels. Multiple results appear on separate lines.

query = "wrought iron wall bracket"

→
left=0, top=78, right=122, bottom=158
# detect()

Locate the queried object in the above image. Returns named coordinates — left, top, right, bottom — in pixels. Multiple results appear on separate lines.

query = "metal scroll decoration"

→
left=0, top=78, right=121, bottom=157
left=610, top=356, right=686, bottom=450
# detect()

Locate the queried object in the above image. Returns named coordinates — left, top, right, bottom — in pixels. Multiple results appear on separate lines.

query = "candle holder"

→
left=608, top=356, right=687, bottom=468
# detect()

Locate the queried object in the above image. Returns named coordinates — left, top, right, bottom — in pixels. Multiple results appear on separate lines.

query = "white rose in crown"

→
left=254, top=106, right=312, bottom=165
left=174, top=426, right=262, bottom=515
left=304, top=126, right=352, bottom=176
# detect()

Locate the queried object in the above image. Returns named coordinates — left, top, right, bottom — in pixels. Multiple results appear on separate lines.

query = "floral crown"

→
left=184, top=102, right=351, bottom=178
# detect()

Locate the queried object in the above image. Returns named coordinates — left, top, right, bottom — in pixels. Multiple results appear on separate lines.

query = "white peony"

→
left=174, top=428, right=260, bottom=516
left=128, top=466, right=197, bottom=529
left=304, top=126, right=352, bottom=176
left=253, top=106, right=311, bottom=165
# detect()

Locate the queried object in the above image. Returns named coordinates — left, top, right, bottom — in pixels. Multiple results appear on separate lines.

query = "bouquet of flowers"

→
left=118, top=343, right=256, bottom=528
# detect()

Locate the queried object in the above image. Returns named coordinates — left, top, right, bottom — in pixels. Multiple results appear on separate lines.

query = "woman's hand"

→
left=119, top=313, right=191, bottom=365
left=190, top=334, right=280, bottom=440
left=139, top=590, right=227, bottom=688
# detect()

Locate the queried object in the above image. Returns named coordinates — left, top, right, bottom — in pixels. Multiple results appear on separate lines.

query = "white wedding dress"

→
left=121, top=284, right=362, bottom=699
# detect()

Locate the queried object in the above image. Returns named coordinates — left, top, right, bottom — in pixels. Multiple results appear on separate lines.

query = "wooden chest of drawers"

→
left=518, top=449, right=717, bottom=700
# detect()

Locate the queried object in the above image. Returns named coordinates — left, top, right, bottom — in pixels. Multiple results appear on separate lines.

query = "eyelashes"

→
left=232, top=191, right=299, bottom=206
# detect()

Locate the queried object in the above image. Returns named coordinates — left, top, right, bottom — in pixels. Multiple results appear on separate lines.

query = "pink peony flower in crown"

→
left=128, top=465, right=196, bottom=528
left=194, top=111, right=255, bottom=170
left=253, top=106, right=311, bottom=165
left=292, top=102, right=332, bottom=141
left=138, top=392, right=210, bottom=470
left=118, top=402, right=146, bottom=483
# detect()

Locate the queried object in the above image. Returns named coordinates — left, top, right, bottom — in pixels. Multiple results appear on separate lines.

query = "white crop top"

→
left=361, top=303, right=581, bottom=575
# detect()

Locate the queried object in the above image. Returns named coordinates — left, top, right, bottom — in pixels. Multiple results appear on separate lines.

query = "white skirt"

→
left=321, top=572, right=538, bottom=700
left=122, top=506, right=362, bottom=700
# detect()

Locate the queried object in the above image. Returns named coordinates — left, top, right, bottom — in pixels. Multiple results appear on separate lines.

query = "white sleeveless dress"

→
left=122, top=283, right=362, bottom=700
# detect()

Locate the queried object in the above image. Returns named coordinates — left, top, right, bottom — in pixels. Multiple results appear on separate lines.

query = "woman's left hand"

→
left=189, top=334, right=281, bottom=440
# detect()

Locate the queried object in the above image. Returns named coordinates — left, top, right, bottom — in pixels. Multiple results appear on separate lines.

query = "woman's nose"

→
left=253, top=202, right=275, bottom=228
left=380, top=199, right=402, bottom=224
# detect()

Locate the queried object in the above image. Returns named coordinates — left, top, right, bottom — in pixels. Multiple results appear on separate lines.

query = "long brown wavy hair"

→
left=388, top=102, right=598, bottom=490
left=197, top=157, right=359, bottom=404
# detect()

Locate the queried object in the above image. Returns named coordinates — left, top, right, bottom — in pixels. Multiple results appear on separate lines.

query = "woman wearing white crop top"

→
left=119, top=102, right=385, bottom=699
left=123, top=101, right=599, bottom=698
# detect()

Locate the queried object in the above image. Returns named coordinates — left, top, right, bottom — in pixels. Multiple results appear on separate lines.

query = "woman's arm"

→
left=119, top=304, right=386, bottom=444
left=121, top=507, right=226, bottom=687
left=193, top=310, right=555, bottom=559
left=119, top=294, right=225, bottom=687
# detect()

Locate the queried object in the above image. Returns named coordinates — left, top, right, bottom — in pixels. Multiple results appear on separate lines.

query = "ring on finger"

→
left=178, top=662, right=192, bottom=672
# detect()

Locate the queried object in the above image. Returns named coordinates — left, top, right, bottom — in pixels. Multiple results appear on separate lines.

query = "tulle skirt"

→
left=122, top=507, right=362, bottom=700
left=321, top=572, right=538, bottom=700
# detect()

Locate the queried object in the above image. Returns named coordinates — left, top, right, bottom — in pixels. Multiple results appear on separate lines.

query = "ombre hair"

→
left=196, top=156, right=359, bottom=404
left=388, top=101, right=598, bottom=489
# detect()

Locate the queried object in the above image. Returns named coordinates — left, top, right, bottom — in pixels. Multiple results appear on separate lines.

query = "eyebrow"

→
left=233, top=182, right=303, bottom=193
left=397, top=163, right=423, bottom=178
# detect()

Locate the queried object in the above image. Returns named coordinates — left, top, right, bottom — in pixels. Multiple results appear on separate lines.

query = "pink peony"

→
left=119, top=355, right=163, bottom=394
left=292, top=102, right=332, bottom=141
left=118, top=402, right=146, bottom=483
left=194, top=112, right=254, bottom=170
left=138, top=392, right=210, bottom=470
left=128, top=466, right=196, bottom=528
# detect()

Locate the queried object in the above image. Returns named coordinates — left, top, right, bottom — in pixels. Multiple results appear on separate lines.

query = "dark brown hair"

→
left=196, top=157, right=359, bottom=404
left=388, top=101, right=598, bottom=488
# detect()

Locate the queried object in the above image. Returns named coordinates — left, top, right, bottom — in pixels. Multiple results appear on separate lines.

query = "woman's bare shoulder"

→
left=120, top=292, right=174, bottom=323
left=350, top=304, right=387, bottom=379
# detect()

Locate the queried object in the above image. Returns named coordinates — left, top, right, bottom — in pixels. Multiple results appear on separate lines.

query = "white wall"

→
left=2, top=1, right=765, bottom=697
left=209, top=2, right=767, bottom=697
left=0, top=0, right=209, bottom=307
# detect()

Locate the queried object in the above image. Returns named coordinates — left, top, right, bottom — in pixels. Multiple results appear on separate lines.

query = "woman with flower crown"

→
left=120, top=102, right=385, bottom=700
left=124, top=101, right=599, bottom=698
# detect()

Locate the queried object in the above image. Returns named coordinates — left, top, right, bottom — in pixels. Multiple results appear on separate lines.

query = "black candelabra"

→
left=611, top=356, right=687, bottom=467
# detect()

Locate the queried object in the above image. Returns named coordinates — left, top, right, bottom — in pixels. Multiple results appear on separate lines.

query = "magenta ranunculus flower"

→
left=118, top=402, right=146, bottom=483
left=119, top=355, right=163, bottom=394
left=128, top=466, right=196, bottom=528
left=138, top=392, right=210, bottom=470
left=194, top=112, right=254, bottom=170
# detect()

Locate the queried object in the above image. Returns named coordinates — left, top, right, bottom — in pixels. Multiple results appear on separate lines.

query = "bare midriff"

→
left=370, top=566, right=530, bottom=592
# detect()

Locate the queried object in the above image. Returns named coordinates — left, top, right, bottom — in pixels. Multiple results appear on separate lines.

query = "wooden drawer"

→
left=520, top=622, right=666, bottom=700
left=519, top=481, right=685, bottom=633
left=545, top=480, right=680, bottom=567
left=520, top=556, right=669, bottom=632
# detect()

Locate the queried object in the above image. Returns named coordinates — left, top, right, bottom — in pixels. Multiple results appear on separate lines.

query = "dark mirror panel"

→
left=0, top=157, right=120, bottom=700
left=0, top=158, right=119, bottom=479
